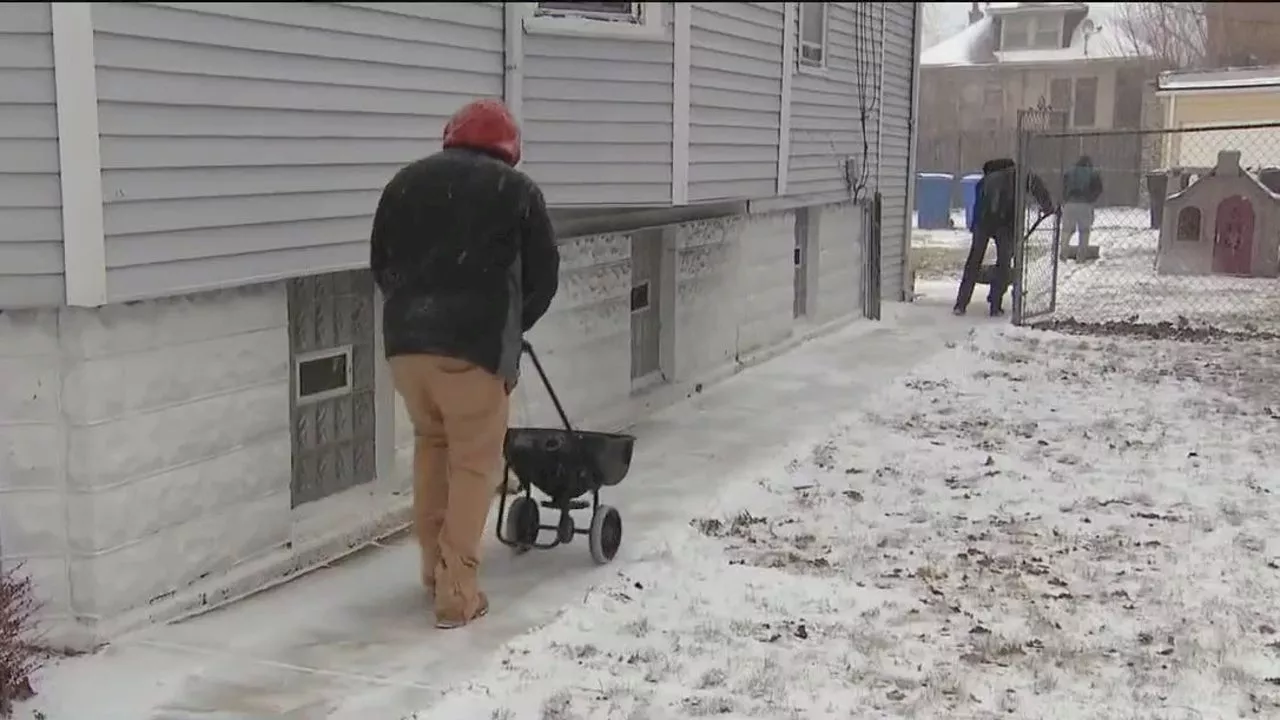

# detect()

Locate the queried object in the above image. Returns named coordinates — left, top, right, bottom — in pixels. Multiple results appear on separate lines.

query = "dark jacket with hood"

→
left=969, top=157, right=1055, bottom=234
left=370, top=98, right=560, bottom=385
left=1062, top=155, right=1104, bottom=204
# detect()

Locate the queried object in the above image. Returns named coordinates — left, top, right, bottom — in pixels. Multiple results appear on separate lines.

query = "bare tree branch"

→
left=1110, top=3, right=1207, bottom=71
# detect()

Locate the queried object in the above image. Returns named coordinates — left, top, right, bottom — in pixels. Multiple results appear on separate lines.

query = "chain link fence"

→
left=1013, top=121, right=1280, bottom=337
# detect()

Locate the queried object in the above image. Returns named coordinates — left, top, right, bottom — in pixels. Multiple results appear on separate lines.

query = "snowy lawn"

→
left=416, top=327, right=1280, bottom=720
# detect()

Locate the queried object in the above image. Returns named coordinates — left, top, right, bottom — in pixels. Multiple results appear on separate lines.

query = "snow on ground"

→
left=1021, top=207, right=1280, bottom=332
left=413, top=327, right=1280, bottom=720
left=913, top=206, right=1280, bottom=332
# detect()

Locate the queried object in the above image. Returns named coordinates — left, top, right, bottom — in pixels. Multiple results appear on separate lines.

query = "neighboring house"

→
left=917, top=2, right=1152, bottom=205
left=0, top=2, right=922, bottom=649
left=1157, top=65, right=1280, bottom=170
left=1205, top=3, right=1280, bottom=69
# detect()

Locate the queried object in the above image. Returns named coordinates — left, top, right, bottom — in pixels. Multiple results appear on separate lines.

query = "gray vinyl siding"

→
left=91, top=2, right=504, bottom=303
left=520, top=7, right=674, bottom=207
left=0, top=2, right=64, bottom=307
left=787, top=3, right=880, bottom=199
left=687, top=2, right=783, bottom=203
left=878, top=2, right=916, bottom=302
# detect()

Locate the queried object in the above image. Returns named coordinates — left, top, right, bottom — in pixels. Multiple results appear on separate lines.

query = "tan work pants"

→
left=390, top=354, right=509, bottom=624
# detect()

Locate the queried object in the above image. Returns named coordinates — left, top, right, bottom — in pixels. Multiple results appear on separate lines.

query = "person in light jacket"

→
left=370, top=98, right=560, bottom=630
left=1060, top=155, right=1104, bottom=261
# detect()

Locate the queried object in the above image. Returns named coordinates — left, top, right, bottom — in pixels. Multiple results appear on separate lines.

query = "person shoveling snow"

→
left=954, top=158, right=1055, bottom=318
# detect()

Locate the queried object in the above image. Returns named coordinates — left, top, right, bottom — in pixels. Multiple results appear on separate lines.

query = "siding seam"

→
left=672, top=2, right=691, bottom=205
left=503, top=2, right=524, bottom=123
left=777, top=2, right=796, bottom=195
left=51, top=1, right=108, bottom=307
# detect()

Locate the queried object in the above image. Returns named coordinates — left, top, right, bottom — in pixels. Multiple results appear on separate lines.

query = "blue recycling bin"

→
left=960, top=173, right=983, bottom=230
left=916, top=173, right=953, bottom=230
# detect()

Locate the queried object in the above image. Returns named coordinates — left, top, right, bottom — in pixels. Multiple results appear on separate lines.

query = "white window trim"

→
left=1001, top=14, right=1061, bottom=51
left=51, top=3, right=107, bottom=307
left=295, top=345, right=355, bottom=405
left=523, top=2, right=665, bottom=41
left=1050, top=76, right=1099, bottom=128
left=796, top=2, right=830, bottom=75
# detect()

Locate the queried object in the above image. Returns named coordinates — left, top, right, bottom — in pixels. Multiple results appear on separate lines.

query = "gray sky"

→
left=922, top=3, right=973, bottom=50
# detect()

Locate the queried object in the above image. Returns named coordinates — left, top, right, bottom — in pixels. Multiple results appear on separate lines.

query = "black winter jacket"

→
left=370, top=147, right=560, bottom=384
left=971, top=159, right=1055, bottom=235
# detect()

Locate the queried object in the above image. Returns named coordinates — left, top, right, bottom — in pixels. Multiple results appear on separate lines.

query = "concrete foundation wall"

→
left=0, top=202, right=866, bottom=648
left=515, top=233, right=634, bottom=429
left=815, top=203, right=865, bottom=324
left=0, top=286, right=292, bottom=646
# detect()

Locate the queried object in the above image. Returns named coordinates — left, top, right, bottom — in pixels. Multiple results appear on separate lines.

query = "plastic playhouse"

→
left=1157, top=150, right=1280, bottom=278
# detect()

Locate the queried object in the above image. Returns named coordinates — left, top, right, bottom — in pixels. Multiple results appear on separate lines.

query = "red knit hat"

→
left=442, top=98, right=522, bottom=166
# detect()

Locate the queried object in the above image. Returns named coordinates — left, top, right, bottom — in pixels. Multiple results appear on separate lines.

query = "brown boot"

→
left=435, top=592, right=489, bottom=630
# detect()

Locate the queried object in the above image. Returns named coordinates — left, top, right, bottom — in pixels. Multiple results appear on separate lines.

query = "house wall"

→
left=90, top=1, right=506, bottom=303
left=520, top=4, right=675, bottom=206
left=0, top=197, right=867, bottom=648
left=687, top=2, right=784, bottom=203
left=1205, top=3, right=1280, bottom=68
left=814, top=202, right=864, bottom=321
left=878, top=2, right=916, bottom=302
left=920, top=63, right=1120, bottom=135
left=0, top=1, right=64, bottom=307
left=787, top=3, right=879, bottom=199
left=468, top=202, right=867, bottom=431
left=0, top=2, right=922, bottom=309
left=1166, top=91, right=1280, bottom=169
left=0, top=285, right=293, bottom=646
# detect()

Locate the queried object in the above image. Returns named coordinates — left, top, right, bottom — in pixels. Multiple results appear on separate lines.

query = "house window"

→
left=527, top=1, right=662, bottom=37
left=799, top=2, right=828, bottom=68
left=295, top=346, right=353, bottom=404
left=536, top=2, right=639, bottom=22
left=1073, top=76, right=1098, bottom=128
left=1002, top=15, right=1061, bottom=50
left=1033, top=17, right=1060, bottom=48
left=1049, top=78, right=1072, bottom=112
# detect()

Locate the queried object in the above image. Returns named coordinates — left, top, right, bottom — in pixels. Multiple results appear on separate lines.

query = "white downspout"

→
left=672, top=3, right=692, bottom=206
left=51, top=2, right=107, bottom=307
left=777, top=2, right=797, bottom=196
left=503, top=3, right=524, bottom=126
left=876, top=3, right=885, bottom=185
left=903, top=2, right=925, bottom=300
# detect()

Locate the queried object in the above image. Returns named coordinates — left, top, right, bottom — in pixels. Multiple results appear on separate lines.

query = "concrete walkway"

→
left=24, top=285, right=989, bottom=720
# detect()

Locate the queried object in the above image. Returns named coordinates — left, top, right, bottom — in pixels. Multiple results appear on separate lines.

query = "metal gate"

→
left=630, top=230, right=663, bottom=382
left=1012, top=103, right=1069, bottom=325
left=288, top=270, right=377, bottom=507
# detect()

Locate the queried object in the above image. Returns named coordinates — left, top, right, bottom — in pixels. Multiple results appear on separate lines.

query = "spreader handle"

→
left=520, top=341, right=575, bottom=432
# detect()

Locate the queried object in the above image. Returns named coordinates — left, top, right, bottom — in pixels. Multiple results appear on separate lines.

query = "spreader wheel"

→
left=588, top=505, right=622, bottom=565
left=506, top=496, right=540, bottom=549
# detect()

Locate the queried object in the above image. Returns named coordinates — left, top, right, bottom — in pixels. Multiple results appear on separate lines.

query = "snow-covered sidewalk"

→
left=421, top=327, right=1280, bottom=719
left=18, top=300, right=984, bottom=720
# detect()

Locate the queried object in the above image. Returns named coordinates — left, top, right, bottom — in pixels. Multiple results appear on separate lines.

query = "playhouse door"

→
left=1212, top=195, right=1255, bottom=275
